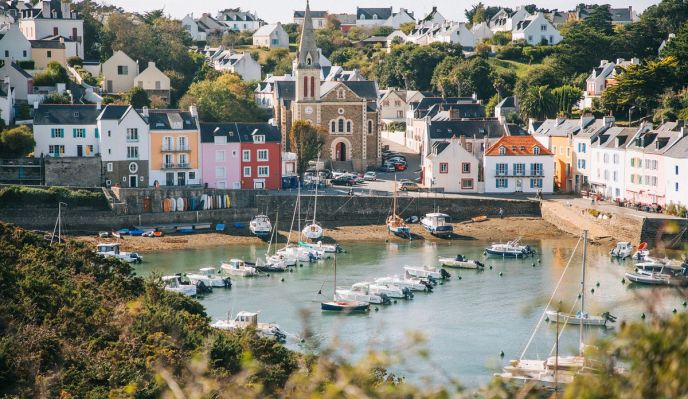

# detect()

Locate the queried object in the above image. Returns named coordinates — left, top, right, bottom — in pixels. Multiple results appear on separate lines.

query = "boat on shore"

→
left=321, top=254, right=370, bottom=313
left=386, top=179, right=411, bottom=238
left=250, top=215, right=272, bottom=237
left=421, top=212, right=453, bottom=237
left=162, top=275, right=197, bottom=296
left=211, top=311, right=286, bottom=342
left=439, top=254, right=485, bottom=269
left=484, top=238, right=535, bottom=258
left=221, top=259, right=258, bottom=277
left=610, top=242, right=633, bottom=259
left=632, top=242, right=650, bottom=260
left=471, top=215, right=488, bottom=223
left=186, top=267, right=232, bottom=288
left=96, top=243, right=143, bottom=264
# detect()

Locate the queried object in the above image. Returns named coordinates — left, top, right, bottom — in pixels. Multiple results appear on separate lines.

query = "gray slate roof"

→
left=428, top=119, right=508, bottom=140
left=145, top=110, right=198, bottom=130
left=98, top=105, right=131, bottom=120
left=200, top=122, right=280, bottom=143
left=34, top=104, right=100, bottom=125
left=664, top=134, right=688, bottom=159
left=357, top=7, right=392, bottom=20
left=294, top=10, right=327, bottom=18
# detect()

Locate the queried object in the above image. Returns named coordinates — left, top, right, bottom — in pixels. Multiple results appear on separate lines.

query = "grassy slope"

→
left=487, top=58, right=542, bottom=79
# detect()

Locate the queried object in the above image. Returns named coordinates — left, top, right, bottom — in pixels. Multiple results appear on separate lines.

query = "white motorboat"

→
left=625, top=262, right=688, bottom=286
left=277, top=245, right=319, bottom=263
left=268, top=253, right=296, bottom=267
left=254, top=257, right=288, bottom=273
left=335, top=288, right=388, bottom=305
left=609, top=242, right=633, bottom=259
left=545, top=310, right=615, bottom=327
left=211, top=311, right=286, bottom=342
left=249, top=215, right=272, bottom=237
left=302, top=223, right=324, bottom=240
left=186, top=267, right=231, bottom=288
left=375, top=275, right=431, bottom=292
left=161, top=275, right=196, bottom=296
left=421, top=212, right=453, bottom=237
left=221, top=259, right=258, bottom=277
left=96, top=243, right=143, bottom=264
left=439, top=254, right=485, bottom=269
left=484, top=238, right=535, bottom=258
left=632, top=242, right=649, bottom=260
left=352, top=281, right=412, bottom=299
left=299, top=240, right=340, bottom=254
left=403, top=265, right=448, bottom=280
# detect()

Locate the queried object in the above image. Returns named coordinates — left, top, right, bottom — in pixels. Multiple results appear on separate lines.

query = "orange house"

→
left=550, top=135, right=574, bottom=192
left=146, top=108, right=202, bottom=187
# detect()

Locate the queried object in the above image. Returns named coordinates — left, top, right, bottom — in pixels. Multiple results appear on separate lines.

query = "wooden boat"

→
left=471, top=215, right=488, bottom=223
left=386, top=178, right=410, bottom=238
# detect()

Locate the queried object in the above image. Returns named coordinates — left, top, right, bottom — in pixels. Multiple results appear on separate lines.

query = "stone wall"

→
left=111, top=187, right=260, bottom=214
left=44, top=156, right=102, bottom=187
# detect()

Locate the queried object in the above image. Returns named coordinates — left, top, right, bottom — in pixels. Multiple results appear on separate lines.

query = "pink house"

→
left=200, top=123, right=242, bottom=189
left=624, top=122, right=685, bottom=206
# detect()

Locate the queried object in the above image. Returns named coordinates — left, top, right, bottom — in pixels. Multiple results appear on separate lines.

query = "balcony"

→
left=161, top=162, right=191, bottom=170
left=494, top=172, right=544, bottom=177
left=161, top=145, right=191, bottom=152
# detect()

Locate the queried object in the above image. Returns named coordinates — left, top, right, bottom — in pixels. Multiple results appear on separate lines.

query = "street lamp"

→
left=628, top=106, right=637, bottom=127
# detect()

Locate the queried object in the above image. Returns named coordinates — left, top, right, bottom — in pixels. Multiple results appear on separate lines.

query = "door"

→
left=106, top=80, right=112, bottom=92
left=336, top=142, right=346, bottom=161
left=129, top=175, right=138, bottom=188
left=516, top=179, right=523, bottom=192
left=165, top=172, right=174, bottom=186
left=177, top=172, right=186, bottom=186
left=254, top=180, right=265, bottom=189
left=76, top=145, right=83, bottom=157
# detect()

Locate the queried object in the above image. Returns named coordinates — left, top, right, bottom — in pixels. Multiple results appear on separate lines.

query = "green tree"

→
left=288, top=120, right=326, bottom=175
left=124, top=86, right=151, bottom=108
left=0, top=126, right=35, bottom=158
left=552, top=23, right=615, bottom=79
left=43, top=92, right=71, bottom=104
left=661, top=22, right=688, bottom=82
left=582, top=4, right=613, bottom=35
left=378, top=43, right=462, bottom=91
left=520, top=85, right=557, bottom=120
left=262, top=48, right=293, bottom=76
left=179, top=73, right=268, bottom=122
left=32, top=62, right=69, bottom=86
left=552, top=85, right=583, bottom=117
left=399, top=22, right=415, bottom=35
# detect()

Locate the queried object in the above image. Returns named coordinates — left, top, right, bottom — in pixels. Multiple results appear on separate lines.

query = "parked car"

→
left=399, top=181, right=420, bottom=191
left=364, top=171, right=377, bottom=181
left=379, top=164, right=396, bottom=173
left=385, top=156, right=406, bottom=164
left=331, top=176, right=356, bottom=186
left=394, top=163, right=407, bottom=171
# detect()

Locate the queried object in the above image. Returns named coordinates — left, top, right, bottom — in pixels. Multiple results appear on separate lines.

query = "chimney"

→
left=61, top=0, right=71, bottom=19
left=603, top=115, right=615, bottom=127
left=142, top=106, right=149, bottom=117
left=599, top=60, right=608, bottom=67
left=148, top=61, right=155, bottom=69
left=96, top=101, right=101, bottom=110
left=189, top=105, right=198, bottom=118
left=59, top=36, right=64, bottom=44
left=679, top=126, right=687, bottom=139
left=42, top=1, right=51, bottom=18
left=616, top=58, right=625, bottom=65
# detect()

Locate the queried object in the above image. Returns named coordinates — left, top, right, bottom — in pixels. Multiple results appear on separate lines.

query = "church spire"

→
left=297, top=0, right=320, bottom=69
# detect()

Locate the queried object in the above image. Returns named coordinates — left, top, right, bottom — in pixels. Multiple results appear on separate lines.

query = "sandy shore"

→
left=73, top=217, right=568, bottom=253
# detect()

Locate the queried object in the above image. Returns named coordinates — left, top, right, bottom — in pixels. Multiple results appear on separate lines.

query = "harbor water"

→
left=136, top=238, right=685, bottom=387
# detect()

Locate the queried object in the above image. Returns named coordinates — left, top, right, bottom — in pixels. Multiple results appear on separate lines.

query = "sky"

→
left=100, top=0, right=658, bottom=23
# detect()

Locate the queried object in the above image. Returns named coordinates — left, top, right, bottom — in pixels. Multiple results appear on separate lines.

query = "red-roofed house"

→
left=484, top=135, right=554, bottom=194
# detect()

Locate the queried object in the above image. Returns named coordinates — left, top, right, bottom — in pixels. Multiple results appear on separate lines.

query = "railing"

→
left=161, top=162, right=191, bottom=169
left=161, top=145, right=191, bottom=152
left=494, top=172, right=545, bottom=177
left=126, top=138, right=139, bottom=143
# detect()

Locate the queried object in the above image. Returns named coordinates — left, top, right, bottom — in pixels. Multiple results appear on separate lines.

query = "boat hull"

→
left=422, top=224, right=453, bottom=237
left=321, top=301, right=370, bottom=312
left=485, top=248, right=529, bottom=258
left=439, top=258, right=484, bottom=269
left=544, top=310, right=608, bottom=326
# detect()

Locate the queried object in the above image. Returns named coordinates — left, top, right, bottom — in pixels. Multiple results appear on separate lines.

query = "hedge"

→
left=0, top=185, right=109, bottom=209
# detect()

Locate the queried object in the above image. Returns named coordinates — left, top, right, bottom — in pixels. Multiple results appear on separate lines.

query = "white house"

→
left=134, top=62, right=170, bottom=103
left=588, top=126, right=639, bottom=200
left=32, top=103, right=102, bottom=158
left=664, top=131, right=688, bottom=209
left=484, top=135, right=554, bottom=194
left=252, top=22, right=289, bottom=49
left=0, top=61, right=33, bottom=101
left=512, top=12, right=562, bottom=45
left=182, top=14, right=207, bottom=42
left=210, top=50, right=261, bottom=81
left=579, top=58, right=640, bottom=109
left=419, top=7, right=445, bottom=27
left=255, top=73, right=293, bottom=109
left=19, top=0, right=84, bottom=58
left=97, top=105, right=150, bottom=188
left=0, top=24, right=31, bottom=61
left=101, top=50, right=139, bottom=94
left=423, top=138, right=481, bottom=193
left=0, top=77, right=14, bottom=125
left=489, top=7, right=530, bottom=33
left=432, top=22, right=475, bottom=48
left=356, top=7, right=393, bottom=27
left=571, top=116, right=615, bottom=192
left=471, top=22, right=493, bottom=43
left=294, top=9, right=327, bottom=29
left=383, top=8, right=415, bottom=29
left=494, top=96, right=517, bottom=121
left=216, top=8, right=263, bottom=32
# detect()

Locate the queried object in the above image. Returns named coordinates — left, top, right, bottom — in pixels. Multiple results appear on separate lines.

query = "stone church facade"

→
left=273, top=1, right=380, bottom=171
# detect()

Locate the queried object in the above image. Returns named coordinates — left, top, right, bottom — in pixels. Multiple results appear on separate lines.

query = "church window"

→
left=303, top=76, right=308, bottom=97
left=306, top=55, right=312, bottom=65
left=338, top=118, right=345, bottom=133
left=368, top=120, right=373, bottom=134
left=337, top=89, right=345, bottom=99
left=310, top=76, right=315, bottom=98
left=331, top=120, right=336, bottom=132
left=347, top=121, right=352, bottom=133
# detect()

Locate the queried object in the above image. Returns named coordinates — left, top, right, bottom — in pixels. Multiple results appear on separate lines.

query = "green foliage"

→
left=661, top=21, right=688, bottom=82
left=329, top=47, right=359, bottom=66
left=0, top=186, right=108, bottom=209
left=664, top=203, right=688, bottom=217
left=179, top=73, right=268, bottom=122
left=33, top=62, right=69, bottom=86
left=399, top=22, right=415, bottom=35
left=552, top=23, right=615, bottom=79
left=16, top=104, right=31, bottom=120
left=520, top=85, right=557, bottom=121
left=262, top=48, right=293, bottom=77
left=124, top=86, right=151, bottom=108
left=43, top=92, right=72, bottom=105
left=16, top=60, right=34, bottom=70
left=386, top=121, right=406, bottom=132
left=485, top=94, right=501, bottom=117
left=288, top=120, right=326, bottom=175
left=378, top=43, right=463, bottom=91
left=432, top=56, right=501, bottom=100
left=465, top=3, right=504, bottom=24
left=67, top=56, right=83, bottom=67
left=552, top=85, right=583, bottom=117
left=74, top=66, right=99, bottom=86
left=491, top=31, right=512, bottom=46
left=0, top=126, right=35, bottom=158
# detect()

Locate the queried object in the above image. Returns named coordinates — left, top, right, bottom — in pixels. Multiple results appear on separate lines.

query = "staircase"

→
left=329, top=160, right=354, bottom=172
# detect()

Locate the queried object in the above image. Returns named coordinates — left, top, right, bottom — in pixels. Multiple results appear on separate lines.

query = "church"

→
left=273, top=1, right=381, bottom=172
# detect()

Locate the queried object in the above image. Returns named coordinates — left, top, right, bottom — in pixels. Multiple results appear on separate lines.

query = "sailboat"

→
left=302, top=161, right=323, bottom=240
left=497, top=230, right=614, bottom=389
left=256, top=212, right=289, bottom=272
left=321, top=253, right=370, bottom=312
left=386, top=178, right=410, bottom=238
left=51, top=201, right=67, bottom=245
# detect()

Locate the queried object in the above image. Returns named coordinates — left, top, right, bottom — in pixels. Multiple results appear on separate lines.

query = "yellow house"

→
left=550, top=135, right=574, bottom=193
left=30, top=39, right=67, bottom=69
left=146, top=107, right=202, bottom=187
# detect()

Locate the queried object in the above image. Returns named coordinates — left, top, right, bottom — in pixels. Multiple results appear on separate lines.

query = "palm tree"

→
left=520, top=85, right=557, bottom=121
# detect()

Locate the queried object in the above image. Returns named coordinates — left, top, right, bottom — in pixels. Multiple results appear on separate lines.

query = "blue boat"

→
left=128, top=229, right=144, bottom=236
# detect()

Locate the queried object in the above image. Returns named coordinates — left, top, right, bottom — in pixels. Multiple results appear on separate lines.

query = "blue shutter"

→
left=73, top=128, right=77, bottom=138
left=505, top=179, right=508, bottom=188
left=51, top=129, right=55, bottom=138
left=95, top=128, right=99, bottom=138
left=530, top=179, right=534, bottom=188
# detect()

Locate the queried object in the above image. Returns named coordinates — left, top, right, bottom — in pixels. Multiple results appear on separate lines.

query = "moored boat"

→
left=632, top=242, right=649, bottom=260
left=386, top=179, right=411, bottom=238
left=96, top=243, right=143, bottom=263
left=335, top=288, right=389, bottom=305
left=298, top=240, right=341, bottom=253
left=484, top=238, right=535, bottom=258
left=186, top=267, right=232, bottom=288
left=610, top=242, right=633, bottom=259
left=403, top=265, right=449, bottom=280
left=421, top=212, right=453, bottom=237
left=321, top=254, right=370, bottom=313
left=161, top=275, right=196, bottom=296
left=249, top=215, right=272, bottom=237
left=439, top=254, right=485, bottom=269
left=221, top=259, right=258, bottom=277
left=545, top=310, right=616, bottom=327
left=374, top=275, right=432, bottom=292
left=211, top=311, right=286, bottom=342
left=352, top=281, right=413, bottom=299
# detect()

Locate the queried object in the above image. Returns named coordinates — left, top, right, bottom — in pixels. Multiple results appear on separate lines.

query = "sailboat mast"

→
left=580, top=229, right=588, bottom=356
left=333, top=253, right=337, bottom=301
left=393, top=176, right=398, bottom=216
left=312, top=157, right=319, bottom=224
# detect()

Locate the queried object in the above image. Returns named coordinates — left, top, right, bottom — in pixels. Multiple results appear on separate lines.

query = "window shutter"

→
left=73, top=128, right=76, bottom=138
left=95, top=128, right=99, bottom=138
left=530, top=179, right=534, bottom=188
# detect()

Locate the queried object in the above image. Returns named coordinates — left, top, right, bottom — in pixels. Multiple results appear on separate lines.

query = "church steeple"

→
left=297, top=0, right=320, bottom=69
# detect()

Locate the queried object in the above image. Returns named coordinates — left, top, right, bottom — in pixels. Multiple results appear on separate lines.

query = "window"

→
left=613, top=154, right=619, bottom=164
left=533, top=146, right=540, bottom=155
left=567, top=147, right=570, bottom=156
left=603, top=153, right=609, bottom=163
left=216, top=167, right=225, bottom=178
left=178, top=153, right=188, bottom=167
left=338, top=119, right=345, bottom=133
left=530, top=163, right=543, bottom=176
left=462, top=162, right=471, bottom=173
left=652, top=160, right=658, bottom=170
left=155, top=81, right=161, bottom=90
left=178, top=136, right=188, bottom=151
left=604, top=170, right=609, bottom=180
left=498, top=146, right=506, bottom=155
left=439, top=163, right=448, bottom=173
left=466, top=142, right=473, bottom=152
left=675, top=165, right=679, bottom=175
left=258, top=166, right=269, bottom=177
left=253, top=134, right=265, bottom=144
left=48, top=145, right=64, bottom=156
left=394, top=100, right=401, bottom=106
left=651, top=176, right=658, bottom=186
left=331, top=120, right=336, bottom=132
left=496, top=178, right=508, bottom=188
left=50, top=128, right=64, bottom=138
left=676, top=182, right=680, bottom=192
left=126, top=128, right=138, bottom=142
left=630, top=158, right=635, bottom=167
left=368, top=120, right=373, bottom=134
left=73, top=128, right=86, bottom=138
left=243, top=166, right=251, bottom=177
left=257, top=149, right=268, bottom=161
left=613, top=171, right=618, bottom=182
left=117, top=65, right=128, bottom=75
left=242, top=150, right=250, bottom=161
left=189, top=172, right=195, bottom=180
left=496, top=163, right=508, bottom=175
left=106, top=162, right=113, bottom=172
left=3, top=50, right=7, bottom=57
left=541, top=24, right=547, bottom=31
left=347, top=121, right=352, bottom=133
left=47, top=50, right=52, bottom=58
left=216, top=150, right=225, bottom=161
left=514, top=163, right=525, bottom=176
left=127, top=146, right=139, bottom=159
left=337, top=89, right=345, bottom=99
left=580, top=160, right=586, bottom=169
left=530, top=178, right=543, bottom=188
left=461, top=179, right=474, bottom=189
